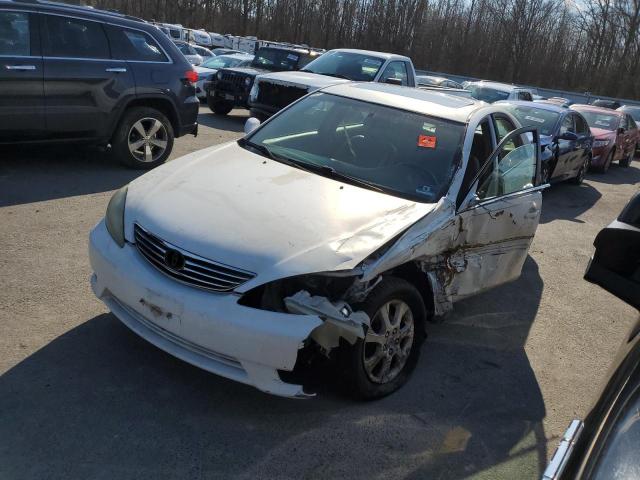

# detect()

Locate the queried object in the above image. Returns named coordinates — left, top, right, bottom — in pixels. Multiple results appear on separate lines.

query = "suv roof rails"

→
left=6, top=0, right=146, bottom=23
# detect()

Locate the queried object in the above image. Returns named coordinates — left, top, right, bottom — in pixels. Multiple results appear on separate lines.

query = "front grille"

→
left=257, top=82, right=307, bottom=110
left=216, top=72, right=249, bottom=94
left=134, top=224, right=255, bottom=292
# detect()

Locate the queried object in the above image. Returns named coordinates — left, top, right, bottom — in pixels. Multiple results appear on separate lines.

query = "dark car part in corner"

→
left=0, top=1, right=199, bottom=169
left=543, top=191, right=640, bottom=480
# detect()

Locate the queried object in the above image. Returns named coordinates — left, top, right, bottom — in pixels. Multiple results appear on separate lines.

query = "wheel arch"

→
left=109, top=96, right=179, bottom=143
left=385, top=261, right=435, bottom=324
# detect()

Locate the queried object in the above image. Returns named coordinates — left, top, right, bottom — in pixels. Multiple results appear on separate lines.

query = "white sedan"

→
left=90, top=84, right=544, bottom=398
left=194, top=53, right=253, bottom=100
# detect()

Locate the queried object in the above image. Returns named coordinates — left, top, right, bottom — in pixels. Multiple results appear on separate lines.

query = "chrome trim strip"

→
left=543, top=419, right=584, bottom=480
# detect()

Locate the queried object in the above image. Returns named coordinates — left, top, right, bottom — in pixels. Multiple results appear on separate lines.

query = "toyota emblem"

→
left=164, top=249, right=185, bottom=271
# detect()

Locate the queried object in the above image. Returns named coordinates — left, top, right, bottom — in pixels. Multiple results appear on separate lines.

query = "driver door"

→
left=446, top=119, right=543, bottom=301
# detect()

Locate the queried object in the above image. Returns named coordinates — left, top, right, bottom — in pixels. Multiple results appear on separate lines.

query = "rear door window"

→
left=105, top=26, right=168, bottom=62
left=0, top=11, right=30, bottom=56
left=575, top=114, right=589, bottom=135
left=43, top=15, right=110, bottom=59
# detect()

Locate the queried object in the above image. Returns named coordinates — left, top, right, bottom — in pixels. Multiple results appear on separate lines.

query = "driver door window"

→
left=379, top=61, right=408, bottom=86
left=476, top=128, right=537, bottom=201
left=560, top=115, right=575, bottom=136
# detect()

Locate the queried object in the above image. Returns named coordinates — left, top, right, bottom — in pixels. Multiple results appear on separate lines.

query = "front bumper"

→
left=89, top=220, right=322, bottom=397
left=204, top=81, right=250, bottom=109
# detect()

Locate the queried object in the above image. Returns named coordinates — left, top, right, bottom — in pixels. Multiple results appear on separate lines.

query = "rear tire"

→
left=571, top=156, right=590, bottom=184
left=207, top=94, right=233, bottom=115
left=111, top=107, right=174, bottom=170
left=619, top=146, right=634, bottom=168
left=343, top=277, right=427, bottom=400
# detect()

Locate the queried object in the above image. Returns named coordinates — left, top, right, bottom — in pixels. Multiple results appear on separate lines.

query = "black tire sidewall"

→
left=346, top=277, right=427, bottom=400
left=207, top=94, right=232, bottom=115
left=112, top=107, right=174, bottom=169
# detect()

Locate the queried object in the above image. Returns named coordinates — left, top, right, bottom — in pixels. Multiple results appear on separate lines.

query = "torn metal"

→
left=284, top=290, right=370, bottom=351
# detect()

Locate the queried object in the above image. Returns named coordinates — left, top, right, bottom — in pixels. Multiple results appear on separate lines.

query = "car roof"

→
left=467, top=81, right=527, bottom=92
left=571, top=104, right=624, bottom=116
left=326, top=48, right=411, bottom=62
left=321, top=82, right=482, bottom=123
left=498, top=100, right=566, bottom=114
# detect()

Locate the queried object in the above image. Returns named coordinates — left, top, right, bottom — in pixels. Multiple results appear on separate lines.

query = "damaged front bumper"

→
left=89, top=220, right=324, bottom=398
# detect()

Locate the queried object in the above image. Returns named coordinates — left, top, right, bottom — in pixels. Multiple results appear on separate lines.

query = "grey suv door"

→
left=40, top=14, right=135, bottom=140
left=0, top=10, right=44, bottom=141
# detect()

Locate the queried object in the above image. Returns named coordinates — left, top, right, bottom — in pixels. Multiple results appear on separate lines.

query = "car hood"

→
left=256, top=71, right=350, bottom=90
left=221, top=66, right=271, bottom=77
left=590, top=127, right=616, bottom=139
left=124, top=143, right=436, bottom=290
left=194, top=65, right=218, bottom=75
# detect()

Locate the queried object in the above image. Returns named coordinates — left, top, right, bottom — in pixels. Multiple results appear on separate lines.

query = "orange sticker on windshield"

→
left=418, top=135, right=437, bottom=148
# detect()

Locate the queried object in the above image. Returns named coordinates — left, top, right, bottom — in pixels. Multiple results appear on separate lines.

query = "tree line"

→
left=84, top=0, right=640, bottom=100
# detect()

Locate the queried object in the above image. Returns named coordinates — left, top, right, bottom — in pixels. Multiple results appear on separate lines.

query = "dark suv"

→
left=205, top=45, right=321, bottom=115
left=0, top=1, right=199, bottom=169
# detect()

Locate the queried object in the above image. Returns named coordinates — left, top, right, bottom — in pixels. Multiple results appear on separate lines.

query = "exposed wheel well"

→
left=115, top=98, right=179, bottom=140
left=387, top=261, right=435, bottom=321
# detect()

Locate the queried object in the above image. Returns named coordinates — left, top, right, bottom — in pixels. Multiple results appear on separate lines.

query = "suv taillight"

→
left=185, top=70, right=198, bottom=84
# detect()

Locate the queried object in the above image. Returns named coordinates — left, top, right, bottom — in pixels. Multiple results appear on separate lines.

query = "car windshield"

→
left=579, top=111, right=620, bottom=131
left=302, top=51, right=385, bottom=81
left=201, top=56, right=245, bottom=69
left=252, top=48, right=302, bottom=71
left=467, top=85, right=510, bottom=103
left=502, top=105, right=560, bottom=136
left=244, top=92, right=465, bottom=202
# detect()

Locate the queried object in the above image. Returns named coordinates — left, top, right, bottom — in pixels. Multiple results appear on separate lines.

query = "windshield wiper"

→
left=300, top=163, right=387, bottom=193
left=237, top=138, right=286, bottom=162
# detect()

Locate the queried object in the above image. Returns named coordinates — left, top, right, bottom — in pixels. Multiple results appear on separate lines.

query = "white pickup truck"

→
left=248, top=49, right=418, bottom=119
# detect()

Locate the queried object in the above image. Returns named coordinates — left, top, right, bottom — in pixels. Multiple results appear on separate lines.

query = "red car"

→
left=570, top=105, right=638, bottom=171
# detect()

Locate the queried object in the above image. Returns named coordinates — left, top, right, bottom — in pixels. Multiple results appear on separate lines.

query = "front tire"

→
left=111, top=107, right=174, bottom=170
left=207, top=94, right=233, bottom=115
left=344, top=277, right=427, bottom=400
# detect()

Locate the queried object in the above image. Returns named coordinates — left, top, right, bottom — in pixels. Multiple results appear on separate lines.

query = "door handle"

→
left=5, top=65, right=36, bottom=71
left=106, top=67, right=127, bottom=73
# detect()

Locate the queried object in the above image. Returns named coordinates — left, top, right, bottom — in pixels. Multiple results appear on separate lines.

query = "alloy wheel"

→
left=128, top=118, right=169, bottom=163
left=363, top=299, right=415, bottom=384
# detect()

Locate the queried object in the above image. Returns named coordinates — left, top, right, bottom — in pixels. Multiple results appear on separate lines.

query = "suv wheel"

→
left=344, top=277, right=427, bottom=400
left=207, top=95, right=233, bottom=115
left=112, top=107, right=174, bottom=169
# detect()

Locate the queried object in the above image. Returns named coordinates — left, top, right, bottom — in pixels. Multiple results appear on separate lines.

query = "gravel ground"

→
left=1, top=106, right=639, bottom=479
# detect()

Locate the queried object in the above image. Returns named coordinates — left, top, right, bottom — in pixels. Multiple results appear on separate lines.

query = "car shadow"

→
left=0, top=258, right=546, bottom=479
left=540, top=180, right=602, bottom=224
left=585, top=161, right=640, bottom=186
left=197, top=109, right=247, bottom=133
left=0, top=144, right=145, bottom=207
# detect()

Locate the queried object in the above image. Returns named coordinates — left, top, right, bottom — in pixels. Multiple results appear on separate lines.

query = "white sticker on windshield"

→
left=422, top=122, right=437, bottom=133
left=287, top=54, right=299, bottom=61
left=524, top=115, right=545, bottom=123
left=595, top=119, right=612, bottom=126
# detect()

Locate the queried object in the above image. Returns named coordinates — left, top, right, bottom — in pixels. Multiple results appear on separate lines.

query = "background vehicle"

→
left=248, top=49, right=417, bottom=119
left=0, top=2, right=199, bottom=169
left=173, top=39, right=203, bottom=65
left=571, top=105, right=638, bottom=171
left=498, top=101, right=592, bottom=184
left=155, top=22, right=184, bottom=41
left=544, top=193, right=640, bottom=480
left=417, top=75, right=463, bottom=89
left=90, top=83, right=544, bottom=399
left=187, top=28, right=212, bottom=47
left=208, top=32, right=230, bottom=48
left=590, top=99, right=621, bottom=110
left=536, top=97, right=573, bottom=108
left=465, top=81, right=534, bottom=103
left=205, top=45, right=321, bottom=115
left=211, top=47, right=243, bottom=56
left=617, top=105, right=640, bottom=152
left=191, top=44, right=213, bottom=59
left=194, top=53, right=253, bottom=100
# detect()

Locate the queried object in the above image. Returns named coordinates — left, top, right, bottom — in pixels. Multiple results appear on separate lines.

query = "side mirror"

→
left=385, top=77, right=403, bottom=86
left=558, top=131, right=578, bottom=141
left=584, top=192, right=640, bottom=310
left=244, top=117, right=261, bottom=135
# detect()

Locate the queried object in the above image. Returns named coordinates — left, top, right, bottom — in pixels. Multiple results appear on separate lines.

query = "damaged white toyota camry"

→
left=90, top=83, right=544, bottom=399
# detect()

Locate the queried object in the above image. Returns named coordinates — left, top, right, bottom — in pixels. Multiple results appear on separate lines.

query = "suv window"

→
left=517, top=91, right=533, bottom=101
left=380, top=61, right=409, bottom=86
left=560, top=115, right=575, bottom=135
left=43, top=15, right=110, bottom=59
left=0, top=11, right=30, bottom=56
left=106, top=26, right=168, bottom=62
left=619, top=115, right=628, bottom=130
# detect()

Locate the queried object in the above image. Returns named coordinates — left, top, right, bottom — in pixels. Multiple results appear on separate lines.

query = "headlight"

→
left=249, top=82, right=258, bottom=101
left=244, top=76, right=252, bottom=87
left=593, top=139, right=611, bottom=148
left=105, top=185, right=128, bottom=248
left=216, top=71, right=223, bottom=80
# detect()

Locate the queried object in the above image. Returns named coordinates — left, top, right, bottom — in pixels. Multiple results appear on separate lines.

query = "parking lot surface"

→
left=1, top=106, right=639, bottom=479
